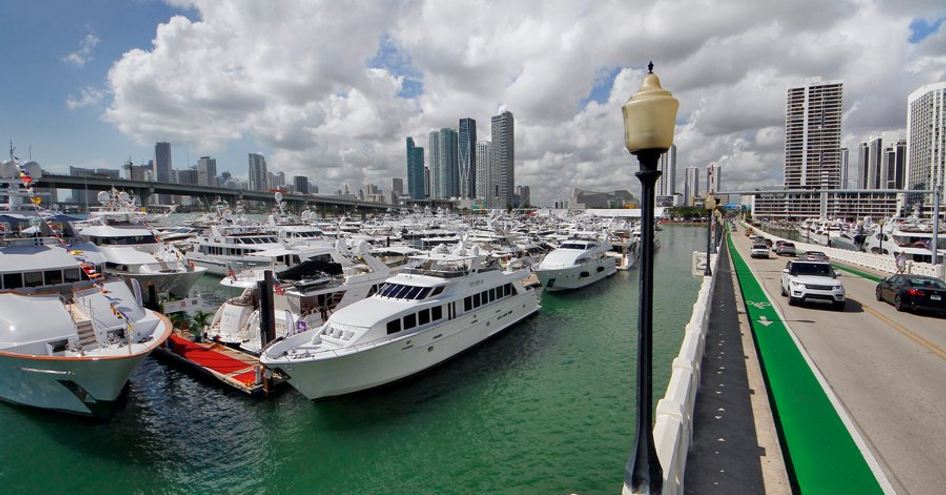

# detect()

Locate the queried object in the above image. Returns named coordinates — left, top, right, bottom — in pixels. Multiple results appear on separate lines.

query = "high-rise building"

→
left=427, top=130, right=441, bottom=198
left=475, top=141, right=491, bottom=200
left=490, top=110, right=514, bottom=208
left=783, top=82, right=843, bottom=189
left=906, top=82, right=946, bottom=206
left=176, top=167, right=198, bottom=185
left=882, top=138, right=907, bottom=190
left=123, top=160, right=152, bottom=181
left=432, top=128, right=459, bottom=199
left=858, top=141, right=870, bottom=189
left=840, top=147, right=849, bottom=188
left=458, top=118, right=477, bottom=199
left=515, top=185, right=531, bottom=208
left=154, top=142, right=172, bottom=183
left=392, top=177, right=404, bottom=196
left=684, top=166, right=700, bottom=205
left=866, top=136, right=884, bottom=189
left=248, top=153, right=267, bottom=191
left=657, top=144, right=677, bottom=196
left=424, top=166, right=430, bottom=198
left=197, top=156, right=217, bottom=187
left=154, top=142, right=172, bottom=204
left=706, top=163, right=721, bottom=193
left=293, top=175, right=309, bottom=194
left=406, top=137, right=425, bottom=200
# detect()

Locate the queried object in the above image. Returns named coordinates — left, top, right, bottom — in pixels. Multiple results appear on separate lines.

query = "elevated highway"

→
left=34, top=173, right=392, bottom=211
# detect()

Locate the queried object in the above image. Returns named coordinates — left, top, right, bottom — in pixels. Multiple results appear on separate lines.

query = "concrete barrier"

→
left=627, top=242, right=721, bottom=495
left=747, top=223, right=944, bottom=279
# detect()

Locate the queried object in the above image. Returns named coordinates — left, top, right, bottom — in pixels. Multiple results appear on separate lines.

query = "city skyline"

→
left=1, top=2, right=945, bottom=206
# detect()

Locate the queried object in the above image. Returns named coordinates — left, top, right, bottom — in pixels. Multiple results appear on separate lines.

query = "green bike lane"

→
left=726, top=233, right=887, bottom=494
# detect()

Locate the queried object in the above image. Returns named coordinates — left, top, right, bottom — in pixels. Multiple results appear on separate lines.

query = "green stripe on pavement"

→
left=832, top=263, right=885, bottom=283
left=727, top=234, right=883, bottom=494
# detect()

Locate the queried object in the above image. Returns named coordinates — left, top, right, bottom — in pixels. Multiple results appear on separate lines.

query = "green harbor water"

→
left=0, top=226, right=705, bottom=495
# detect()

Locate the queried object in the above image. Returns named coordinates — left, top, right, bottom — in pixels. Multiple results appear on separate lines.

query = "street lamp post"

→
left=621, top=61, right=679, bottom=494
left=704, top=193, right=717, bottom=276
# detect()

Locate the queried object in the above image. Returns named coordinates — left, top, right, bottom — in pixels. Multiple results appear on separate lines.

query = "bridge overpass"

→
left=35, top=173, right=393, bottom=212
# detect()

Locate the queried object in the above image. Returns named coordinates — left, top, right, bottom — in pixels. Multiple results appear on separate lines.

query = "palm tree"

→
left=191, top=311, right=212, bottom=342
left=168, top=312, right=190, bottom=333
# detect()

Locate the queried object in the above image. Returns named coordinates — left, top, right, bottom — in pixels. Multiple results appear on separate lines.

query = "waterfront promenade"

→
left=725, top=227, right=946, bottom=494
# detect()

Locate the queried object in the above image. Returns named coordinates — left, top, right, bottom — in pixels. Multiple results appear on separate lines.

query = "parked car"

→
left=780, top=260, right=845, bottom=309
left=800, top=251, right=830, bottom=262
left=776, top=242, right=797, bottom=256
left=750, top=243, right=770, bottom=259
left=875, top=275, right=946, bottom=314
left=772, top=240, right=786, bottom=253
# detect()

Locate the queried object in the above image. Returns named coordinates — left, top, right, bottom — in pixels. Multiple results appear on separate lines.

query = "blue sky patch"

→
left=580, top=66, right=621, bottom=107
left=908, top=16, right=945, bottom=43
left=368, top=33, right=424, bottom=98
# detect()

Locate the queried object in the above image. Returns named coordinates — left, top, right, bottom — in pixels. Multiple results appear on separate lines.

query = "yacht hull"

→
left=267, top=292, right=539, bottom=400
left=119, top=267, right=206, bottom=298
left=0, top=312, right=171, bottom=416
left=534, top=256, right=616, bottom=291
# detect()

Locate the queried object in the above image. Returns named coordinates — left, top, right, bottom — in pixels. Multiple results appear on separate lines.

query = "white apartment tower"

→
left=657, top=144, right=677, bottom=196
left=684, top=166, right=700, bottom=205
left=784, top=81, right=843, bottom=189
left=248, top=152, right=268, bottom=191
left=475, top=141, right=491, bottom=201
left=906, top=82, right=946, bottom=206
left=490, top=110, right=514, bottom=209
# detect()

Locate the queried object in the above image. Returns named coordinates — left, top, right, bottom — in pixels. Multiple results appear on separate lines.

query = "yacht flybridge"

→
left=260, top=244, right=540, bottom=399
left=0, top=239, right=171, bottom=415
left=207, top=242, right=392, bottom=354
left=533, top=235, right=617, bottom=291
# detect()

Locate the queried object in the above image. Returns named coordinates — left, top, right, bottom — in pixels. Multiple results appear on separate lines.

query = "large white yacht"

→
left=185, top=225, right=282, bottom=275
left=260, top=245, right=540, bottom=399
left=207, top=242, right=391, bottom=354
left=0, top=239, right=171, bottom=415
left=533, top=236, right=617, bottom=291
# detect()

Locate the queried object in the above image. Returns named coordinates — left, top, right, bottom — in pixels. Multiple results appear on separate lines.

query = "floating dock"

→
left=153, top=331, right=285, bottom=396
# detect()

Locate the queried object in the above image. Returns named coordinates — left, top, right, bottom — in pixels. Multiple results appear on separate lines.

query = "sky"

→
left=1, top=0, right=945, bottom=206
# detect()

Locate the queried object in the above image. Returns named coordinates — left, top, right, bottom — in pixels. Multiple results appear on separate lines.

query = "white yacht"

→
left=185, top=225, right=282, bottom=275
left=207, top=243, right=392, bottom=354
left=260, top=245, right=540, bottom=399
left=77, top=224, right=206, bottom=298
left=0, top=240, right=171, bottom=415
left=533, top=237, right=617, bottom=291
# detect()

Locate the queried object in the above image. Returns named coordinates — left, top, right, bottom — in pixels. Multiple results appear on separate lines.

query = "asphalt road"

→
left=731, top=231, right=946, bottom=495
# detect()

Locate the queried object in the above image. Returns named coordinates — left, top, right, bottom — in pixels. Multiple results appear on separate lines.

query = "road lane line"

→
left=862, top=305, right=946, bottom=362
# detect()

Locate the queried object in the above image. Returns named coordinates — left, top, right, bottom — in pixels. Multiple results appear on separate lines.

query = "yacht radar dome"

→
left=97, top=190, right=111, bottom=205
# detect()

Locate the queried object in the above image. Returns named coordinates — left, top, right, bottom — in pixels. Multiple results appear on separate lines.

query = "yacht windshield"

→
left=560, top=243, right=588, bottom=250
left=378, top=283, right=432, bottom=300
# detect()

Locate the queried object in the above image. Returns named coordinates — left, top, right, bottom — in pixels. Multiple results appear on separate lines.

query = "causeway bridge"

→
left=629, top=221, right=946, bottom=494
left=34, top=173, right=393, bottom=212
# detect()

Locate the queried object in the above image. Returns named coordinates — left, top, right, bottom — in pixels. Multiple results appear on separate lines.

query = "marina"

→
left=0, top=221, right=707, bottom=494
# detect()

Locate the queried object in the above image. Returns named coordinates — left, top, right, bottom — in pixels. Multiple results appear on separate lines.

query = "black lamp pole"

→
left=625, top=148, right=664, bottom=494
left=704, top=207, right=713, bottom=276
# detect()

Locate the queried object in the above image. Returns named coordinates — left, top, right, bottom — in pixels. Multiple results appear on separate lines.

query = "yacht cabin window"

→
left=432, top=306, right=443, bottom=321
left=403, top=313, right=417, bottom=330
left=23, top=271, right=43, bottom=288
left=386, top=319, right=401, bottom=335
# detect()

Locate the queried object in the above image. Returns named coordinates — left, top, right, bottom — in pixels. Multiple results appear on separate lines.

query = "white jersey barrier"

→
left=627, top=243, right=722, bottom=495
left=748, top=223, right=944, bottom=280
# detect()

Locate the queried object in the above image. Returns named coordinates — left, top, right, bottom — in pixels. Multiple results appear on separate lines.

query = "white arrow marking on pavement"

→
left=757, top=315, right=774, bottom=327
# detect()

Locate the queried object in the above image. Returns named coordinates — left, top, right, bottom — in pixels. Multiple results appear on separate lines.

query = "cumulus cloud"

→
left=66, top=86, right=108, bottom=109
left=63, top=33, right=100, bottom=67
left=102, top=0, right=946, bottom=204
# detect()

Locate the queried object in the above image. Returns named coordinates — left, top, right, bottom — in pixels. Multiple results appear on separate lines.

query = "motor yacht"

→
left=207, top=242, right=392, bottom=354
left=260, top=245, right=540, bottom=399
left=533, top=236, right=617, bottom=291
left=0, top=239, right=171, bottom=415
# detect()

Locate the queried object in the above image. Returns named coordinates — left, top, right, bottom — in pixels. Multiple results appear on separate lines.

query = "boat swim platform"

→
left=152, top=331, right=285, bottom=397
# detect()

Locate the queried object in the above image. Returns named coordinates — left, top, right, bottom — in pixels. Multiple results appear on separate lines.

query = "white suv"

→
left=780, top=260, right=845, bottom=310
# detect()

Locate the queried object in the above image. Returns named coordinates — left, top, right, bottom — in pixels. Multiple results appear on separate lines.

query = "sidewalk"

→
left=684, top=244, right=790, bottom=494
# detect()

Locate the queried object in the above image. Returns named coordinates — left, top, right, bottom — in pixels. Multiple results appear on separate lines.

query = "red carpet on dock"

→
left=168, top=334, right=254, bottom=375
